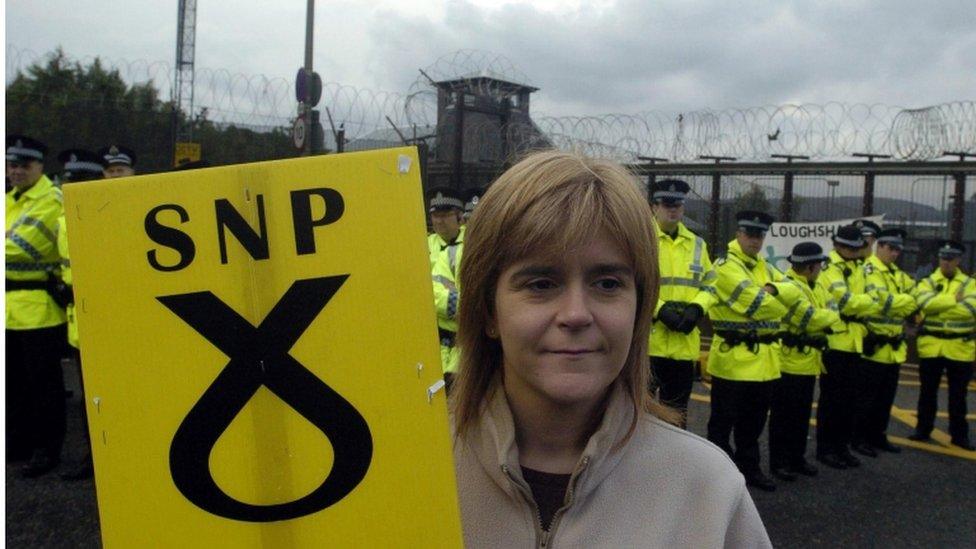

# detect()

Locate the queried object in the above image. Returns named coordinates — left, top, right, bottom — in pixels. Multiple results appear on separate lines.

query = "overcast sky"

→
left=6, top=0, right=975, bottom=117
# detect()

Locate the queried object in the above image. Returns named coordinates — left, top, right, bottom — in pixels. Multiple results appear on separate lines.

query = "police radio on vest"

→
left=144, top=187, right=344, bottom=272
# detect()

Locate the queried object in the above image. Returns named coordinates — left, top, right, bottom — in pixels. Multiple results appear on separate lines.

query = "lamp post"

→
left=827, top=179, right=839, bottom=218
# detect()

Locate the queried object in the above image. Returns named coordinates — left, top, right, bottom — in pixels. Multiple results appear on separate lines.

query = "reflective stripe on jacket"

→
left=817, top=250, right=878, bottom=353
left=862, top=255, right=916, bottom=364
left=777, top=269, right=843, bottom=375
left=915, top=270, right=976, bottom=362
left=706, top=240, right=788, bottom=381
left=432, top=227, right=464, bottom=374
left=649, top=221, right=717, bottom=361
left=6, top=175, right=67, bottom=329
left=57, top=213, right=78, bottom=348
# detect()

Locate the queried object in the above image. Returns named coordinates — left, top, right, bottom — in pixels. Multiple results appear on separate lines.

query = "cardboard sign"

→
left=64, top=148, right=462, bottom=547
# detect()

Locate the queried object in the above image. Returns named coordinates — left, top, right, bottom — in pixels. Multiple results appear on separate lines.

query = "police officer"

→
left=768, top=242, right=843, bottom=481
left=816, top=225, right=880, bottom=469
left=97, top=144, right=137, bottom=178
left=854, top=228, right=915, bottom=456
left=462, top=187, right=484, bottom=225
left=54, top=149, right=105, bottom=480
left=427, top=187, right=465, bottom=390
left=427, top=187, right=464, bottom=268
left=854, top=219, right=881, bottom=257
left=909, top=241, right=975, bottom=450
left=6, top=135, right=68, bottom=478
left=707, top=210, right=792, bottom=491
left=647, top=179, right=716, bottom=427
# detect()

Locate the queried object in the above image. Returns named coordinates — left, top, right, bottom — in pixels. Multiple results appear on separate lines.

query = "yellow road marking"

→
left=887, top=435, right=976, bottom=460
left=687, top=393, right=976, bottom=461
left=902, top=410, right=976, bottom=420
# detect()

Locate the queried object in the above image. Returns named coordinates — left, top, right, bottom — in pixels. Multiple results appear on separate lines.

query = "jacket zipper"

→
left=502, top=457, right=592, bottom=549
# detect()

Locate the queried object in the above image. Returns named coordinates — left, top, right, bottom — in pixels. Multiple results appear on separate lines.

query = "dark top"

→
left=521, top=466, right=572, bottom=531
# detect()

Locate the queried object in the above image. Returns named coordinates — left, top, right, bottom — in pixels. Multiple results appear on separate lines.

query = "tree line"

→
left=6, top=48, right=299, bottom=175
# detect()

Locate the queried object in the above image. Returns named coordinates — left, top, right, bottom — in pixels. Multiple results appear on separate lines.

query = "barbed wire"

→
left=6, top=45, right=974, bottom=161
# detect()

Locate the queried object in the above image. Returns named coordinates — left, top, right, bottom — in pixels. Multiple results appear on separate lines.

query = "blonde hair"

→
left=451, top=150, right=679, bottom=441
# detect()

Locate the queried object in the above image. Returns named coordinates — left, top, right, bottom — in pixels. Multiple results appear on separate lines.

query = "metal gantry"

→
left=174, top=0, right=197, bottom=144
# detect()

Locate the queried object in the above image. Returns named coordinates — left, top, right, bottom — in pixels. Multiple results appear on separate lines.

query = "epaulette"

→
left=863, top=263, right=875, bottom=275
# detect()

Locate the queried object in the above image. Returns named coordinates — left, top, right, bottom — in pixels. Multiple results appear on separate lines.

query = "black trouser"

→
left=769, top=373, right=816, bottom=470
left=707, top=376, right=773, bottom=476
left=6, top=325, right=68, bottom=460
left=650, top=357, right=694, bottom=426
left=817, top=350, right=859, bottom=456
left=854, top=358, right=901, bottom=446
left=916, top=357, right=974, bottom=443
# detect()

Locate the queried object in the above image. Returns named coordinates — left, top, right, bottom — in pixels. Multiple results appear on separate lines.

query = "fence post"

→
left=637, top=157, right=668, bottom=206
left=944, top=152, right=976, bottom=242
left=700, top=156, right=736, bottom=255
left=771, top=154, right=809, bottom=222
left=951, top=171, right=967, bottom=242
left=852, top=153, right=890, bottom=217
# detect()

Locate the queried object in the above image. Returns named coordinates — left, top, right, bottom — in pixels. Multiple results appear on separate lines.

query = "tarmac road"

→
left=6, top=362, right=975, bottom=548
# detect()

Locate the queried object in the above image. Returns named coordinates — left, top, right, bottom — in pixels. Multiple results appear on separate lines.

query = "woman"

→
left=451, top=151, right=771, bottom=548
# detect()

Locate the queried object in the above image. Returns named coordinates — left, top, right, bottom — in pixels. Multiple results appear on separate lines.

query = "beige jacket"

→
left=454, top=382, right=772, bottom=548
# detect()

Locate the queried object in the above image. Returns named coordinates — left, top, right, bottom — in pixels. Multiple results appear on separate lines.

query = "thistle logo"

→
left=157, top=275, right=372, bottom=522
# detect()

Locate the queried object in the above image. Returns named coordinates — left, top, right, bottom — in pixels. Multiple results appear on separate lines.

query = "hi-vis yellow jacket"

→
left=777, top=268, right=844, bottom=375
left=862, top=255, right=916, bottom=364
left=817, top=250, right=879, bottom=354
left=428, top=226, right=465, bottom=270
left=431, top=227, right=464, bottom=374
left=56, top=213, right=79, bottom=348
left=915, top=269, right=976, bottom=362
left=706, top=240, right=789, bottom=381
left=6, top=175, right=66, bottom=329
left=649, top=221, right=717, bottom=361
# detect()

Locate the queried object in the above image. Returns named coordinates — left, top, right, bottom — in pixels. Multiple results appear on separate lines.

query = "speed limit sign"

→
left=293, top=117, right=307, bottom=150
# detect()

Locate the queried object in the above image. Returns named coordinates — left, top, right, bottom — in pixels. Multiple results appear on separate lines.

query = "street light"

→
left=827, top=179, right=839, bottom=219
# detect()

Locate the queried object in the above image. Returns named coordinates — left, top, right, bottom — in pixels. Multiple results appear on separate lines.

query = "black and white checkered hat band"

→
left=738, top=220, right=769, bottom=230
left=103, top=153, right=132, bottom=166
left=6, top=146, right=43, bottom=160
left=653, top=191, right=685, bottom=201
left=877, top=236, right=903, bottom=246
left=65, top=161, right=104, bottom=173
left=938, top=246, right=962, bottom=257
left=430, top=196, right=464, bottom=210
left=789, top=253, right=826, bottom=263
left=834, top=236, right=863, bottom=247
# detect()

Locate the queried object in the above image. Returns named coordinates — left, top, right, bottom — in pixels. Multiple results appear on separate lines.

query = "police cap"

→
left=876, top=228, right=907, bottom=250
left=427, top=186, right=464, bottom=213
left=57, top=149, right=105, bottom=182
left=736, top=210, right=774, bottom=234
left=98, top=144, right=137, bottom=168
left=833, top=225, right=866, bottom=248
left=937, top=240, right=965, bottom=259
left=789, top=242, right=827, bottom=265
left=6, top=135, right=47, bottom=162
left=853, top=219, right=881, bottom=238
left=464, top=187, right=486, bottom=216
left=649, top=179, right=690, bottom=205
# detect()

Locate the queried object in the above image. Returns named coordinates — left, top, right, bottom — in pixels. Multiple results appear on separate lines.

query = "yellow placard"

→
left=174, top=141, right=202, bottom=167
left=64, top=148, right=461, bottom=547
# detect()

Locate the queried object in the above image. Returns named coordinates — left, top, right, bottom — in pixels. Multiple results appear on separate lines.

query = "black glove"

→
left=675, top=303, right=704, bottom=334
left=656, top=301, right=686, bottom=331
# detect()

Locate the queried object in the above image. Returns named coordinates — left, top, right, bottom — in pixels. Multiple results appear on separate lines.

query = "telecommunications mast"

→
left=173, top=0, right=198, bottom=165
